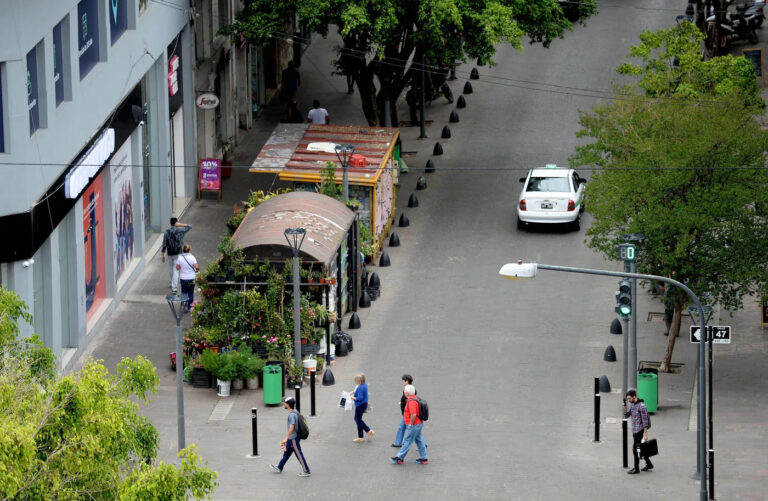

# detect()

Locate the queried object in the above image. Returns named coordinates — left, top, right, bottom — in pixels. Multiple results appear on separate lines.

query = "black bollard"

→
left=610, top=318, right=623, bottom=335
left=250, top=408, right=259, bottom=457
left=593, top=377, right=600, bottom=442
left=603, top=345, right=617, bottom=362
left=449, top=110, right=459, bottom=123
left=416, top=176, right=427, bottom=190
left=599, top=375, right=611, bottom=393
left=463, top=81, right=473, bottom=94
left=622, top=417, right=628, bottom=468
left=349, top=312, right=361, bottom=329
left=295, top=385, right=301, bottom=413
left=433, top=142, right=443, bottom=155
left=470, top=67, right=480, bottom=80
left=359, top=290, right=371, bottom=308
left=456, top=95, right=466, bottom=109
left=379, top=252, right=391, bottom=267
left=441, top=126, right=451, bottom=139
left=408, top=193, right=419, bottom=208
left=310, top=371, right=316, bottom=416
left=399, top=213, right=410, bottom=227
left=389, top=232, right=401, bottom=247
left=425, top=159, right=436, bottom=173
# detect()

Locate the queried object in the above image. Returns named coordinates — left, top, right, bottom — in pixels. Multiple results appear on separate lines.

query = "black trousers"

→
left=632, top=431, right=653, bottom=469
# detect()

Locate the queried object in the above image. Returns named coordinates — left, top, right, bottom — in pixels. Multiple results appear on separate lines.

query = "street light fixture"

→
left=499, top=260, right=709, bottom=501
left=334, top=144, right=355, bottom=203
left=166, top=292, right=189, bottom=453
left=284, top=228, right=306, bottom=377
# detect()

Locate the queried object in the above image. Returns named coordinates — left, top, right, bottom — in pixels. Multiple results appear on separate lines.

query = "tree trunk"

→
left=357, top=66, right=378, bottom=126
left=660, top=303, right=682, bottom=372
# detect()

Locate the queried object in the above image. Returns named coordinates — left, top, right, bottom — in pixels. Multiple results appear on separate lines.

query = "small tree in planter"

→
left=242, top=355, right=266, bottom=389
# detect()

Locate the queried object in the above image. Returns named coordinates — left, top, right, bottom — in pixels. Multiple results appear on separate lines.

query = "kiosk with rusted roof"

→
left=250, top=123, right=400, bottom=254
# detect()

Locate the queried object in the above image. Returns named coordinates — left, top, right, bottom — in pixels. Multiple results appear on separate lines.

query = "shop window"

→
left=53, top=17, right=72, bottom=106
left=78, top=0, right=101, bottom=80
left=27, top=41, right=46, bottom=136
left=109, top=0, right=129, bottom=45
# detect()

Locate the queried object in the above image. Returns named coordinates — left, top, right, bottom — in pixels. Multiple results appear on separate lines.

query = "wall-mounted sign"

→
left=78, top=0, right=100, bottom=80
left=65, top=128, right=115, bottom=199
left=196, top=93, right=219, bottom=109
left=167, top=34, right=183, bottom=116
left=27, top=46, right=39, bottom=136
left=198, top=158, right=222, bottom=201
left=109, top=0, right=128, bottom=45
left=53, top=21, right=65, bottom=105
left=168, top=55, right=179, bottom=96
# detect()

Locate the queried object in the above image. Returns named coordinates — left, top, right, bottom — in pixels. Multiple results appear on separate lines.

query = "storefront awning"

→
left=231, top=191, right=356, bottom=265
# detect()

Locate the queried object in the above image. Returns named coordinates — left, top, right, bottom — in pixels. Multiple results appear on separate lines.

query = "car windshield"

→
left=526, top=177, right=571, bottom=193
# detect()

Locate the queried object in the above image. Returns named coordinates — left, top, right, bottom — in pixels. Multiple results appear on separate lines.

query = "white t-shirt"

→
left=307, top=107, right=329, bottom=124
left=176, top=253, right=198, bottom=280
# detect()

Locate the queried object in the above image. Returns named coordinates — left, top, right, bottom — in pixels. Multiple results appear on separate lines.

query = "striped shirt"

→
left=625, top=401, right=650, bottom=434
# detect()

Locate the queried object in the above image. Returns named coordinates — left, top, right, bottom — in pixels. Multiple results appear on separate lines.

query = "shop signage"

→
left=53, top=22, right=65, bottom=105
left=198, top=158, right=222, bottom=201
left=168, top=55, right=179, bottom=96
left=78, top=0, right=100, bottom=80
left=109, top=0, right=128, bottom=45
left=196, top=93, right=219, bottom=109
left=27, top=46, right=39, bottom=136
left=65, top=128, right=116, bottom=199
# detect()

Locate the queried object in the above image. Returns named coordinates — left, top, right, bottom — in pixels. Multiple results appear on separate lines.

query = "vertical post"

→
left=622, top=417, right=628, bottom=468
left=295, top=384, right=301, bottom=413
left=593, top=377, right=600, bottom=442
left=629, top=261, right=638, bottom=390
left=708, top=326, right=714, bottom=499
left=698, top=316, right=708, bottom=500
left=175, top=319, right=185, bottom=452
left=419, top=54, right=427, bottom=139
left=383, top=73, right=392, bottom=127
left=310, top=371, right=316, bottom=416
left=251, top=408, right=259, bottom=456
left=292, top=254, right=301, bottom=371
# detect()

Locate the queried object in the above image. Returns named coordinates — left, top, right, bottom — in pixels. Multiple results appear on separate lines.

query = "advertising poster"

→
left=78, top=0, right=100, bottom=80
left=109, top=0, right=128, bottom=45
left=27, top=47, right=39, bottom=135
left=110, top=139, right=133, bottom=283
left=83, top=173, right=106, bottom=321
left=199, top=158, right=221, bottom=190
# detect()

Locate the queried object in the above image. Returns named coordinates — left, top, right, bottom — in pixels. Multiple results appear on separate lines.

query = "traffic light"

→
left=615, top=279, right=632, bottom=317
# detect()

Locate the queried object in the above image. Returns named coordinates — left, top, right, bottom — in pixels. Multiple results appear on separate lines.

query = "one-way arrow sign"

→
left=690, top=326, right=732, bottom=344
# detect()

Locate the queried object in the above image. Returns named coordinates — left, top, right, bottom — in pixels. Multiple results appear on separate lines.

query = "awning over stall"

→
left=232, top=191, right=356, bottom=265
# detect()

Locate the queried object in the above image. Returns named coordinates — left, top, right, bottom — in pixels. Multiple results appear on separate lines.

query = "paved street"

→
left=78, top=1, right=768, bottom=499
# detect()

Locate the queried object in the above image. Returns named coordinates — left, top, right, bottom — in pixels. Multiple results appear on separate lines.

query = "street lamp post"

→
left=499, top=261, right=709, bottom=501
left=166, top=293, right=189, bottom=453
left=334, top=144, right=355, bottom=204
left=284, top=228, right=306, bottom=376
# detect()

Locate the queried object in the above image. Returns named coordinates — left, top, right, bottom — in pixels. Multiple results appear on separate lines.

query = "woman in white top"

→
left=175, top=244, right=199, bottom=311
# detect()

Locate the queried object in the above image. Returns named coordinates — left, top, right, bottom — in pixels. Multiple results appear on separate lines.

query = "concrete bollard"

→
left=348, top=312, right=361, bottom=329
left=359, top=290, right=371, bottom=308
left=449, top=110, right=459, bottom=123
left=463, top=81, right=473, bottom=94
left=425, top=160, right=436, bottom=173
left=470, top=67, right=480, bottom=80
left=379, top=252, right=391, bottom=267
left=408, top=193, right=419, bottom=207
left=416, top=176, right=427, bottom=190
left=456, top=95, right=466, bottom=108
left=441, top=126, right=451, bottom=138
left=604, top=345, right=617, bottom=362
left=398, top=213, right=410, bottom=227
left=433, top=142, right=443, bottom=155
left=389, top=232, right=401, bottom=247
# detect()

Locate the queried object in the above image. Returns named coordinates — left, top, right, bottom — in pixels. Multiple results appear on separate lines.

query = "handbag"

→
left=638, top=438, right=659, bottom=458
left=338, top=391, right=349, bottom=409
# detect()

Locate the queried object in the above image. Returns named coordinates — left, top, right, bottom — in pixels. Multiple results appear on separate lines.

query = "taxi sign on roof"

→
left=545, top=164, right=557, bottom=169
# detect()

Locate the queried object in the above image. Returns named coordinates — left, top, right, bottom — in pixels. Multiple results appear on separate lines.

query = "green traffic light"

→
left=619, top=304, right=631, bottom=316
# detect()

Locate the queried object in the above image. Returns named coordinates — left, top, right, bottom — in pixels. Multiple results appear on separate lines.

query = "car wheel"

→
left=571, top=213, right=581, bottom=231
left=517, top=217, right=525, bottom=230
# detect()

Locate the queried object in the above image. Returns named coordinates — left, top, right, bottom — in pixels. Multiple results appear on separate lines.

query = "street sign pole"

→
left=708, top=325, right=714, bottom=499
left=629, top=260, right=638, bottom=390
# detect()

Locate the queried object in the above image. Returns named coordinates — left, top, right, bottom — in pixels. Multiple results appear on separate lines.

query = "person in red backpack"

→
left=390, top=385, right=427, bottom=465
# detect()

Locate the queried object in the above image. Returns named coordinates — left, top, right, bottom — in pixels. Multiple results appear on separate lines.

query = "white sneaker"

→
left=270, top=464, right=281, bottom=473
left=297, top=471, right=311, bottom=477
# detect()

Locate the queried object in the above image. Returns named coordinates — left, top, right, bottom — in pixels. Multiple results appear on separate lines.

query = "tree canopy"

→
left=570, top=23, right=768, bottom=370
left=223, top=0, right=597, bottom=124
left=0, top=287, right=218, bottom=500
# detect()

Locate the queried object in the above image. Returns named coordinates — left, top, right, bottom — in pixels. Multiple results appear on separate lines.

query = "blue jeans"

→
left=396, top=423, right=427, bottom=460
left=354, top=403, right=370, bottom=437
left=277, top=437, right=310, bottom=473
left=394, top=417, right=407, bottom=446
left=180, top=279, right=195, bottom=310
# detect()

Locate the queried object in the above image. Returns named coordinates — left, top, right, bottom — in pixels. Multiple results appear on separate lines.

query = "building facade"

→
left=0, top=0, right=196, bottom=371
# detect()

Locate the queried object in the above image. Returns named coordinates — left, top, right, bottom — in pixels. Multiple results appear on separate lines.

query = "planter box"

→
left=301, top=343, right=319, bottom=356
left=192, top=367, right=212, bottom=388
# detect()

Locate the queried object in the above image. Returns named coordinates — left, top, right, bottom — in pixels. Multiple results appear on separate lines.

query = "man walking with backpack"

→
left=390, top=385, right=427, bottom=465
left=624, top=389, right=653, bottom=474
left=161, top=217, right=191, bottom=293
left=271, top=397, right=311, bottom=477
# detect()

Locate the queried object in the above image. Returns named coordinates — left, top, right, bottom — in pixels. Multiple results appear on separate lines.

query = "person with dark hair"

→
left=283, top=100, right=304, bottom=124
left=281, top=60, right=301, bottom=104
left=392, top=374, right=413, bottom=447
left=350, top=373, right=374, bottom=443
left=624, top=390, right=653, bottom=474
left=271, top=397, right=311, bottom=477
left=390, top=385, right=427, bottom=465
left=175, top=244, right=199, bottom=311
left=307, top=99, right=330, bottom=124
left=161, top=217, right=191, bottom=293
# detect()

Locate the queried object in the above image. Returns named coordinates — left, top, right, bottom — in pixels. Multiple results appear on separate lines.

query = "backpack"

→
left=166, top=228, right=183, bottom=255
left=293, top=411, right=310, bottom=439
left=416, top=397, right=429, bottom=422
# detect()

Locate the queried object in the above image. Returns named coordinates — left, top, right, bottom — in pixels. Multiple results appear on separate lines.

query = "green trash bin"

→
left=637, top=370, right=658, bottom=413
left=263, top=364, right=283, bottom=405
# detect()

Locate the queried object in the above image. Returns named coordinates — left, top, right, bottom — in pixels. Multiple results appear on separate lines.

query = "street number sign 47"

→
left=690, top=326, right=732, bottom=344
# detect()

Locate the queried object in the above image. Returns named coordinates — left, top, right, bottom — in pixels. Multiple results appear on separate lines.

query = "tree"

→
left=0, top=287, right=218, bottom=500
left=222, top=0, right=597, bottom=125
left=570, top=23, right=768, bottom=371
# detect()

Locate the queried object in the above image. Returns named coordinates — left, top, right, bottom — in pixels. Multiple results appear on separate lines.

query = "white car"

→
left=517, top=165, right=586, bottom=230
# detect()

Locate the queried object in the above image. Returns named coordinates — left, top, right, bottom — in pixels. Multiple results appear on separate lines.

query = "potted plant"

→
left=215, top=353, right=237, bottom=397
left=243, top=355, right=266, bottom=389
left=229, top=350, right=246, bottom=390
left=286, top=360, right=304, bottom=388
left=199, top=348, right=221, bottom=389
